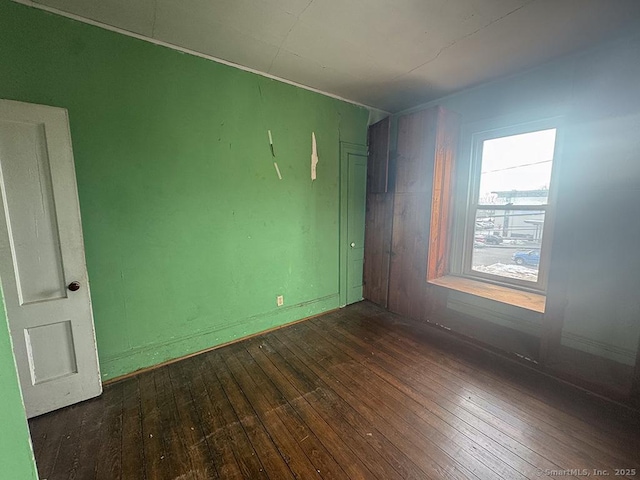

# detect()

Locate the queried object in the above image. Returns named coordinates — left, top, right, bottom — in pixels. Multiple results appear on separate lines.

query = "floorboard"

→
left=29, top=301, right=640, bottom=480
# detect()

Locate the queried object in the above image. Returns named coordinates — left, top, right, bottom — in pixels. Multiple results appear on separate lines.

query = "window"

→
left=456, top=120, right=560, bottom=293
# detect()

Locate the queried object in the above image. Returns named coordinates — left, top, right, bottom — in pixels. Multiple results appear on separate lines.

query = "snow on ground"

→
left=472, top=263, right=538, bottom=282
left=501, top=239, right=533, bottom=246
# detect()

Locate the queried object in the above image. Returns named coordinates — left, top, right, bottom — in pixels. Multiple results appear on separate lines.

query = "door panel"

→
left=0, top=120, right=67, bottom=304
left=346, top=153, right=367, bottom=305
left=26, top=320, right=77, bottom=384
left=0, top=100, right=101, bottom=418
left=363, top=193, right=393, bottom=307
left=363, top=117, right=393, bottom=307
left=387, top=193, right=431, bottom=320
left=367, top=117, right=390, bottom=193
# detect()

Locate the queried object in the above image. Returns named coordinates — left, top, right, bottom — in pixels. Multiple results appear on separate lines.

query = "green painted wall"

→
left=0, top=1, right=369, bottom=383
left=0, top=296, right=38, bottom=480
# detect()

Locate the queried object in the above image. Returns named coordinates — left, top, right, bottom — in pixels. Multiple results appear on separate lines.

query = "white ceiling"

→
left=27, top=0, right=640, bottom=112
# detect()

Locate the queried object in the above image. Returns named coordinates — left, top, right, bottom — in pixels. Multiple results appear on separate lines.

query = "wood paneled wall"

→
left=363, top=194, right=393, bottom=307
left=363, top=107, right=459, bottom=320
left=387, top=109, right=434, bottom=319
left=427, top=109, right=459, bottom=281
left=363, top=118, right=393, bottom=307
left=363, top=108, right=640, bottom=408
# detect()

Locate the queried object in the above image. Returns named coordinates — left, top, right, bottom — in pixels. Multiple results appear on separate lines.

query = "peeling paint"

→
left=273, top=161, right=282, bottom=180
left=311, top=132, right=318, bottom=180
left=267, top=129, right=275, bottom=157
left=0, top=1, right=369, bottom=385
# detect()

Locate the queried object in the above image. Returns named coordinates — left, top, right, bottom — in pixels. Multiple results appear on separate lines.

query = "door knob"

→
left=68, top=281, right=81, bottom=292
left=350, top=242, right=356, bottom=248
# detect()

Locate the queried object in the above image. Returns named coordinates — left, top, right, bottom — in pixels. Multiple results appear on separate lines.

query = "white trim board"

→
left=10, top=0, right=390, bottom=118
left=446, top=294, right=543, bottom=338
left=561, top=332, right=637, bottom=367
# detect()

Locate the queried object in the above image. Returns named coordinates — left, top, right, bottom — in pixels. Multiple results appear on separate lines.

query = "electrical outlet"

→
left=276, top=295, right=284, bottom=307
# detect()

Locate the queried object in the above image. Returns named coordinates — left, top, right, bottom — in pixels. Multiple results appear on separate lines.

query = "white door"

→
left=0, top=99, right=101, bottom=418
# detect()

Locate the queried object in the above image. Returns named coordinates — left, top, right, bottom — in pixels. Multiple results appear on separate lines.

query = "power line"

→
left=481, top=158, right=552, bottom=174
left=476, top=211, right=545, bottom=218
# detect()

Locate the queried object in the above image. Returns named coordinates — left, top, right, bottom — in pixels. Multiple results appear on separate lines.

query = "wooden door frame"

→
left=339, top=142, right=368, bottom=307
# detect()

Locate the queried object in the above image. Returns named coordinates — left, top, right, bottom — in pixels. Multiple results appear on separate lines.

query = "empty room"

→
left=1, top=0, right=640, bottom=478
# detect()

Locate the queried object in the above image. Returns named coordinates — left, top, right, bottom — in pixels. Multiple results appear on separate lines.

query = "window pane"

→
left=471, top=209, right=545, bottom=283
left=478, top=129, right=556, bottom=206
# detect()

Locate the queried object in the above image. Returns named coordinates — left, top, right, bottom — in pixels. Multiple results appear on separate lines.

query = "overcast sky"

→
left=478, top=128, right=556, bottom=202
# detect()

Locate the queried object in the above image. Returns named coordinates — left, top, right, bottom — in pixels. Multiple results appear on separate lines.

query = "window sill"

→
left=428, top=275, right=546, bottom=313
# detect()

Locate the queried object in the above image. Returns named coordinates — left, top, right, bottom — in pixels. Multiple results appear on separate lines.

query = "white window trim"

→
left=450, top=116, right=564, bottom=294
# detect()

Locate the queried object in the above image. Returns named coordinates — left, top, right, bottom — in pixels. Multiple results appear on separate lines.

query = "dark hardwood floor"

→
left=29, top=301, right=640, bottom=479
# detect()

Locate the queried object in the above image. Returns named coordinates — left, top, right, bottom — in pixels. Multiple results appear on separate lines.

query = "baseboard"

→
left=383, top=303, right=639, bottom=413
left=561, top=331, right=636, bottom=366
left=100, top=293, right=339, bottom=381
